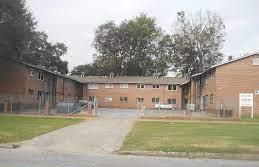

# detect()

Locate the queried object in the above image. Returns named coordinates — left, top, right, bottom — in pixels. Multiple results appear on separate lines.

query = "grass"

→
left=121, top=121, right=259, bottom=154
left=241, top=116, right=259, bottom=122
left=0, top=115, right=84, bottom=143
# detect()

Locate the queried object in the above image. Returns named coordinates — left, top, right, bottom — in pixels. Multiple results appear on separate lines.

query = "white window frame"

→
left=168, top=84, right=177, bottom=91
left=88, top=83, right=98, bottom=89
left=120, top=97, right=128, bottom=103
left=29, top=69, right=35, bottom=77
left=152, top=97, right=160, bottom=103
left=105, top=83, right=113, bottom=89
left=152, top=84, right=160, bottom=89
left=120, top=83, right=128, bottom=88
left=38, top=71, right=44, bottom=81
left=168, top=99, right=176, bottom=104
left=136, top=97, right=144, bottom=103
left=136, top=84, right=145, bottom=89
left=252, top=56, right=259, bottom=65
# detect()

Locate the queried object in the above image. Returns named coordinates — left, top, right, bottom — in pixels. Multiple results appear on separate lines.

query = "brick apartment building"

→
left=0, top=53, right=258, bottom=115
left=0, top=57, right=83, bottom=109
left=75, top=76, right=188, bottom=109
left=182, top=53, right=259, bottom=116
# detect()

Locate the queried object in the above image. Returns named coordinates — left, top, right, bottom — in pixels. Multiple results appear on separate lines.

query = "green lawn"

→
left=0, top=115, right=84, bottom=143
left=121, top=121, right=259, bottom=154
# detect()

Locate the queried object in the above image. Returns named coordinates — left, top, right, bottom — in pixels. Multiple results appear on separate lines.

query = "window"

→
left=253, top=56, right=259, bottom=65
left=205, top=75, right=208, bottom=84
left=168, top=99, right=176, bottom=104
left=37, top=91, right=43, bottom=100
left=210, top=72, right=214, bottom=80
left=120, top=83, right=128, bottom=88
left=152, top=84, right=160, bottom=89
left=136, top=97, right=144, bottom=103
left=88, top=96, right=95, bottom=101
left=88, top=83, right=98, bottom=89
left=29, top=70, right=35, bottom=77
left=38, top=71, right=44, bottom=81
left=120, top=97, right=128, bottom=103
left=210, top=94, right=214, bottom=104
left=168, top=84, right=177, bottom=91
left=152, top=97, right=159, bottom=103
left=137, top=84, right=145, bottom=89
left=104, top=96, right=112, bottom=102
left=28, top=89, right=34, bottom=95
left=105, top=83, right=113, bottom=88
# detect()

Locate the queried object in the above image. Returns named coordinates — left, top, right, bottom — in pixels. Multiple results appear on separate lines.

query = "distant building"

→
left=75, top=76, right=188, bottom=109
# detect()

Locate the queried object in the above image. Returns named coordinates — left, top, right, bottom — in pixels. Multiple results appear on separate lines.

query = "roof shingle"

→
left=72, top=76, right=188, bottom=85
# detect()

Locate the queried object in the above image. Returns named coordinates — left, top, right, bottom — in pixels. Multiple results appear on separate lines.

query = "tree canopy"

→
left=0, top=0, right=68, bottom=74
left=171, top=11, right=225, bottom=77
left=92, top=14, right=172, bottom=77
left=74, top=11, right=225, bottom=77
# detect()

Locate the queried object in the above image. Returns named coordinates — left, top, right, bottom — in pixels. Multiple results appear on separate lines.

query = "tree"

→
left=172, top=11, right=225, bottom=77
left=0, top=0, right=36, bottom=58
left=26, top=31, right=69, bottom=74
left=93, top=14, right=171, bottom=76
left=0, top=0, right=68, bottom=74
left=71, top=64, right=97, bottom=76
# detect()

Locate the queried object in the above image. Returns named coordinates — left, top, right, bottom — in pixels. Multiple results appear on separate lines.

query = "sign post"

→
left=239, top=93, right=254, bottom=119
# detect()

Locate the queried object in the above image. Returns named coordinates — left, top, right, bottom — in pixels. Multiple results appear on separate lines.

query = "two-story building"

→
left=75, top=76, right=188, bottom=109
left=0, top=57, right=83, bottom=109
left=182, top=53, right=259, bottom=117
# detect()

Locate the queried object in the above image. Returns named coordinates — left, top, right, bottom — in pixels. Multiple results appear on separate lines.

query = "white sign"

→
left=239, top=93, right=254, bottom=119
left=187, top=104, right=195, bottom=112
left=104, top=97, right=112, bottom=102
left=239, top=93, right=253, bottom=107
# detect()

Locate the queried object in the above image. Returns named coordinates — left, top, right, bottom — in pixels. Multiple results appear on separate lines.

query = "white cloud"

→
left=27, top=0, right=259, bottom=70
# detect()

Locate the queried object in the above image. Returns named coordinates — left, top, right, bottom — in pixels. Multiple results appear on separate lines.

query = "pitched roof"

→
left=191, top=53, right=259, bottom=78
left=72, top=76, right=189, bottom=85
left=1, top=56, right=83, bottom=83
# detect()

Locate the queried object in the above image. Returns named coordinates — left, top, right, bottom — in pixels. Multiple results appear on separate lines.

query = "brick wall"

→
left=83, top=83, right=182, bottom=109
left=56, top=76, right=83, bottom=102
left=215, top=55, right=259, bottom=116
left=0, top=58, right=26, bottom=96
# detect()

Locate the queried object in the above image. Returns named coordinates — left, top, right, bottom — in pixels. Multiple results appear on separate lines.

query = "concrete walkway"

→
left=20, top=109, right=137, bottom=154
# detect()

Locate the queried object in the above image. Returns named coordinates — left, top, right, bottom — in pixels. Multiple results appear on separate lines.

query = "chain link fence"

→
left=0, top=96, right=97, bottom=116
left=137, top=103, right=237, bottom=120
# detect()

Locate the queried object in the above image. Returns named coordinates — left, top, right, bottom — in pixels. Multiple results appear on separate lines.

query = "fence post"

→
left=38, top=98, right=41, bottom=114
left=67, top=97, right=70, bottom=115
left=9, top=96, right=13, bottom=113
left=4, top=99, right=8, bottom=113
left=44, top=96, right=49, bottom=114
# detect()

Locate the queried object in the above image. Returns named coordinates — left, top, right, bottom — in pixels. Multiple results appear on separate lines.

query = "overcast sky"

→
left=27, top=0, right=259, bottom=71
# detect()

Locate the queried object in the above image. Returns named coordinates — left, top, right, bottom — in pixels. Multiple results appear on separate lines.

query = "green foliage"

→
left=0, top=0, right=68, bottom=74
left=92, top=14, right=171, bottom=76
left=172, top=11, right=225, bottom=77
left=71, top=64, right=97, bottom=76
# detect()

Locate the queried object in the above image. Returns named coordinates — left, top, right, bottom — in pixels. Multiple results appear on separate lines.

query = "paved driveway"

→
left=21, top=108, right=137, bottom=154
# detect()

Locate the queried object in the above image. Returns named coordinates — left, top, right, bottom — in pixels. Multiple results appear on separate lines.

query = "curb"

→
left=116, top=151, right=259, bottom=161
left=0, top=143, right=20, bottom=149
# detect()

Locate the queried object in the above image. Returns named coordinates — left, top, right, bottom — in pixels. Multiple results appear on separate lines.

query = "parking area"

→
left=95, top=108, right=210, bottom=119
left=96, top=108, right=139, bottom=118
